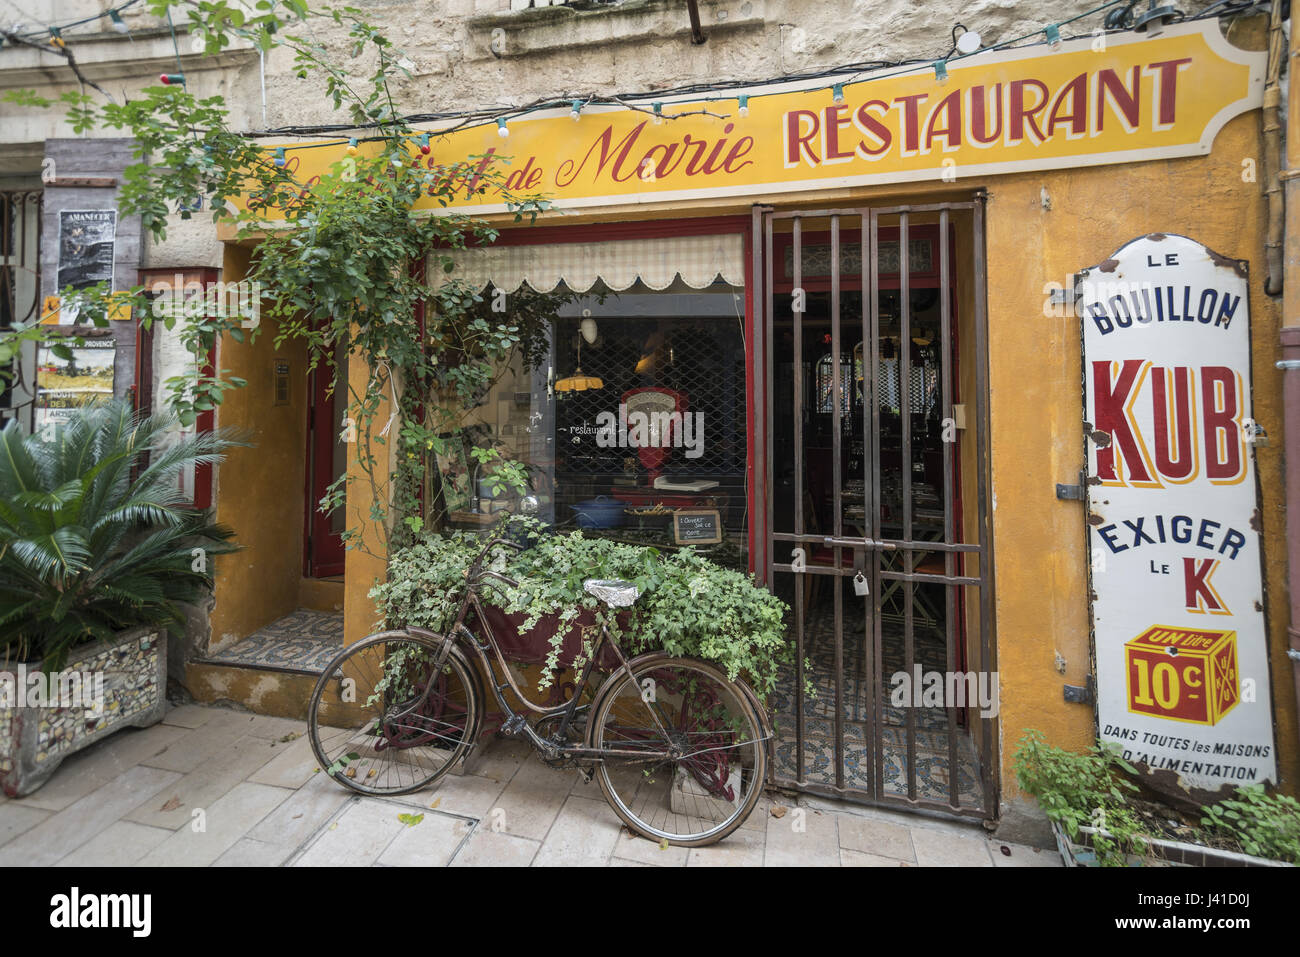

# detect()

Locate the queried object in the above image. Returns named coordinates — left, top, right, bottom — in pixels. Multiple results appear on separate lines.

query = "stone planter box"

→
left=0, top=627, right=167, bottom=797
left=1052, top=820, right=1292, bottom=868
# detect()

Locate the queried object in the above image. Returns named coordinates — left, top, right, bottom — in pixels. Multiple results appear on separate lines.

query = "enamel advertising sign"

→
left=1079, top=234, right=1276, bottom=794
left=245, top=20, right=1263, bottom=218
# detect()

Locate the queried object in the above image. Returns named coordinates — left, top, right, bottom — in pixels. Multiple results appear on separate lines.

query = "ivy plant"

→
left=371, top=525, right=795, bottom=697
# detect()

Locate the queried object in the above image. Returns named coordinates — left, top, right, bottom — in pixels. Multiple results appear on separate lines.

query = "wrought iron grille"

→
left=1, top=188, right=43, bottom=416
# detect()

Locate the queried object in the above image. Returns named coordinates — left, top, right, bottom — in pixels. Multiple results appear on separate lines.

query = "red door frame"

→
left=304, top=358, right=346, bottom=577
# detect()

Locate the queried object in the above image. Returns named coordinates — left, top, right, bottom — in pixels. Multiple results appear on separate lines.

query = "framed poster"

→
left=1077, top=233, right=1276, bottom=797
left=434, top=433, right=472, bottom=514
left=56, top=210, right=117, bottom=311
left=34, top=338, right=116, bottom=430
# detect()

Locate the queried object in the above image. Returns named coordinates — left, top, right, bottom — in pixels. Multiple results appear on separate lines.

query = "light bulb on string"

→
left=496, top=117, right=509, bottom=138
left=570, top=99, right=582, bottom=121
left=1045, top=24, right=1062, bottom=48
left=108, top=10, right=130, bottom=34
left=49, top=26, right=65, bottom=48
left=417, top=133, right=431, bottom=154
left=273, top=147, right=287, bottom=167
left=737, top=94, right=749, bottom=118
left=652, top=102, right=663, bottom=125
left=954, top=28, right=982, bottom=55
left=933, top=61, right=949, bottom=85
left=346, top=138, right=359, bottom=155
left=831, top=84, right=844, bottom=103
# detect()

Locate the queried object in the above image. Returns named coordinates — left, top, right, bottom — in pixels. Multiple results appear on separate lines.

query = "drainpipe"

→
left=685, top=0, right=706, bottom=44
left=1263, top=1, right=1285, bottom=295
left=1282, top=8, right=1300, bottom=760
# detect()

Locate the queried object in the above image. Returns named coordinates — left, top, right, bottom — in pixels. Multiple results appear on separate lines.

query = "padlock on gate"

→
left=852, top=570, right=869, bottom=596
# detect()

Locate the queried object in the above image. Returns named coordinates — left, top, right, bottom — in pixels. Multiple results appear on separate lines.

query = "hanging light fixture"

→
left=555, top=336, right=603, bottom=392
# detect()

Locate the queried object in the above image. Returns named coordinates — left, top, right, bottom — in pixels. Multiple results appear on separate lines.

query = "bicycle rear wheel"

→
left=307, top=631, right=482, bottom=796
left=587, top=655, right=768, bottom=847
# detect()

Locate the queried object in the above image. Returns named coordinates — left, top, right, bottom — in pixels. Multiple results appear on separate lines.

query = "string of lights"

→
left=248, top=0, right=1264, bottom=155
left=2, top=0, right=1275, bottom=160
left=2, top=0, right=142, bottom=41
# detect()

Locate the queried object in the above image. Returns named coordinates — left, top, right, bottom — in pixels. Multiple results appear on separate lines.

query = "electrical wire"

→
left=5, top=0, right=1272, bottom=159
left=3, top=0, right=142, bottom=40
left=247, top=0, right=1222, bottom=150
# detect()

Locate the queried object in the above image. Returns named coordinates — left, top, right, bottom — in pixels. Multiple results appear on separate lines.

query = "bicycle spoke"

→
left=593, top=659, right=766, bottom=845
left=308, top=636, right=479, bottom=796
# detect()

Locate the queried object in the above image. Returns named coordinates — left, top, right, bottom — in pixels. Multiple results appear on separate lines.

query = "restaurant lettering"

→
left=244, top=21, right=1263, bottom=217
left=782, top=59, right=1190, bottom=167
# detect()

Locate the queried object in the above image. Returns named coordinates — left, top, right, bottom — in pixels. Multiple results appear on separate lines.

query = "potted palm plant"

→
left=0, top=400, right=238, bottom=796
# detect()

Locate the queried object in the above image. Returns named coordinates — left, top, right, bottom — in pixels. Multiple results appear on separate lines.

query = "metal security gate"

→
left=754, top=200, right=997, bottom=818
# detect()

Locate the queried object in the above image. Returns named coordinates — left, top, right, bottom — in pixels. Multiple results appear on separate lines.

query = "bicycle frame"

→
left=423, top=533, right=678, bottom=766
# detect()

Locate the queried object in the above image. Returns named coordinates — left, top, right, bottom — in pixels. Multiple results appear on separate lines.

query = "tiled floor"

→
left=203, top=609, right=343, bottom=674
left=0, top=702, right=1058, bottom=867
left=771, top=602, right=986, bottom=806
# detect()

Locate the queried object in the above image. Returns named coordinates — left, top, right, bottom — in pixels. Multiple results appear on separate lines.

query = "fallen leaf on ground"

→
left=771, top=805, right=788, bottom=819
left=159, top=796, right=182, bottom=812
left=398, top=813, right=424, bottom=827
left=430, top=798, right=441, bottom=809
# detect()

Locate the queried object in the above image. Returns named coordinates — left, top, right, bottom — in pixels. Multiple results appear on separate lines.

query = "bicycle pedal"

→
left=501, top=715, right=528, bottom=738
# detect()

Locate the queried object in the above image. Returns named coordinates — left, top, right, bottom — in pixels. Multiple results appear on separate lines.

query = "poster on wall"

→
left=34, top=338, right=116, bottom=430
left=55, top=210, right=117, bottom=318
left=1078, top=233, right=1276, bottom=796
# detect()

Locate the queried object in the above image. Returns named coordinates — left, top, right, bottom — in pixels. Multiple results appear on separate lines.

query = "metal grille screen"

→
left=554, top=316, right=746, bottom=476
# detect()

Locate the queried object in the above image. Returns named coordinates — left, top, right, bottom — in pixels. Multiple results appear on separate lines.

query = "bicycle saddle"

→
left=583, top=579, right=640, bottom=607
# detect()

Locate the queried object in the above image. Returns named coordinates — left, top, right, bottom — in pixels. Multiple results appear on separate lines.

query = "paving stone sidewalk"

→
left=0, top=703, right=1060, bottom=867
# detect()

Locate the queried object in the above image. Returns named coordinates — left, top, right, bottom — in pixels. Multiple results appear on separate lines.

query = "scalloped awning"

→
left=434, top=233, right=745, bottom=293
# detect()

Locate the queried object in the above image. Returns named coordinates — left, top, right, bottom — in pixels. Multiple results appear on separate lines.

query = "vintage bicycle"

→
left=306, top=527, right=771, bottom=846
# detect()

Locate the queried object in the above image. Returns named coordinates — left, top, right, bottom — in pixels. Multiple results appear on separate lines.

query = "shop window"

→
left=439, top=231, right=749, bottom=568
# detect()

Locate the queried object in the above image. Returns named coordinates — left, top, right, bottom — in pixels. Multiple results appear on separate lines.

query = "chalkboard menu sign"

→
left=672, top=509, right=722, bottom=546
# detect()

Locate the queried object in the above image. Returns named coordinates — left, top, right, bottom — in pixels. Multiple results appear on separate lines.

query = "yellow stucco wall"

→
left=223, top=106, right=1298, bottom=810
left=209, top=243, right=311, bottom=650
left=984, top=109, right=1299, bottom=798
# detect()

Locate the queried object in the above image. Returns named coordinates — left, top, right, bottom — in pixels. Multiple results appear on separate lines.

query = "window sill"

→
left=467, top=0, right=766, bottom=60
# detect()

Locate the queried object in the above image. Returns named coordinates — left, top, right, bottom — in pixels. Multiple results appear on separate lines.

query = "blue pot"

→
left=571, top=496, right=625, bottom=529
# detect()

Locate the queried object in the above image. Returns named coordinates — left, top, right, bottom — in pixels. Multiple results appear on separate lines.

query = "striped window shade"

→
left=433, top=233, right=745, bottom=293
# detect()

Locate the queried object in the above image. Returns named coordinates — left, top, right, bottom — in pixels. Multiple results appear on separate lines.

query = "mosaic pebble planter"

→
left=1052, top=820, right=1292, bottom=868
left=0, top=627, right=166, bottom=797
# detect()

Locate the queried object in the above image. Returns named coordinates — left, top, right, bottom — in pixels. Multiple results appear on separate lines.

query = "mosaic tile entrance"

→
left=204, top=609, right=343, bottom=674
left=771, top=604, right=984, bottom=808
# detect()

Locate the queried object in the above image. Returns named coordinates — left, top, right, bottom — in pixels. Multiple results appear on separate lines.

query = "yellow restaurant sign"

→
left=252, top=21, right=1262, bottom=217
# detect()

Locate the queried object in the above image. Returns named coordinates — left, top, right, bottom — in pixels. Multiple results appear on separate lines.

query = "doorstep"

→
left=186, top=609, right=343, bottom=721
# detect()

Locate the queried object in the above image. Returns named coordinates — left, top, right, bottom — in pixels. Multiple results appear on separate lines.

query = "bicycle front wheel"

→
left=587, top=655, right=768, bottom=847
left=307, top=631, right=483, bottom=796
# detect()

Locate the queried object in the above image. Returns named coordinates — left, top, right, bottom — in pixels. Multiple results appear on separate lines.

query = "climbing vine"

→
left=4, top=1, right=576, bottom=554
